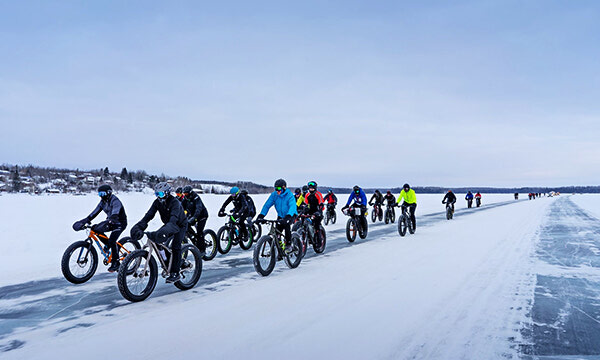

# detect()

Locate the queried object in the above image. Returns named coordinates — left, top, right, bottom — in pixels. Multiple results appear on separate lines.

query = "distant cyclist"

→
left=383, top=190, right=395, bottom=207
left=369, top=190, right=384, bottom=215
left=324, top=189, right=337, bottom=207
left=475, top=192, right=482, bottom=207
left=175, top=187, right=184, bottom=202
left=295, top=187, right=306, bottom=213
left=182, top=185, right=208, bottom=255
left=255, top=179, right=297, bottom=251
left=303, top=181, right=325, bottom=245
left=219, top=186, right=250, bottom=240
left=397, top=183, right=417, bottom=230
left=341, top=185, right=368, bottom=227
left=72, top=184, right=127, bottom=273
left=442, top=190, right=457, bottom=213
left=465, top=191, right=474, bottom=208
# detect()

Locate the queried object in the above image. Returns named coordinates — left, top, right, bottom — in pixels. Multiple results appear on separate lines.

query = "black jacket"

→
left=87, top=195, right=127, bottom=225
left=220, top=193, right=249, bottom=216
left=184, top=191, right=207, bottom=221
left=134, top=195, right=187, bottom=235
left=369, top=192, right=383, bottom=205
left=383, top=193, right=395, bottom=205
left=442, top=192, right=457, bottom=204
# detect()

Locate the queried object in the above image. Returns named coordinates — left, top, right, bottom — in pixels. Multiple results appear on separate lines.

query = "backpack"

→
left=241, top=190, right=256, bottom=217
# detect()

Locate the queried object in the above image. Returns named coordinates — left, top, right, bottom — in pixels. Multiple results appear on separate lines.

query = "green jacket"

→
left=397, top=189, right=417, bottom=205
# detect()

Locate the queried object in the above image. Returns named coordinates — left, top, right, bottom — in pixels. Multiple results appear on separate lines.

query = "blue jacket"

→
left=346, top=188, right=368, bottom=207
left=260, top=188, right=297, bottom=218
left=465, top=193, right=474, bottom=200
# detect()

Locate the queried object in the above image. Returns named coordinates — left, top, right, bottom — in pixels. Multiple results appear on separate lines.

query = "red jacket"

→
left=305, top=191, right=324, bottom=213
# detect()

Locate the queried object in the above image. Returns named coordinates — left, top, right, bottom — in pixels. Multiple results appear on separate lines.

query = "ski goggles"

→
left=155, top=191, right=168, bottom=198
left=275, top=186, right=284, bottom=193
left=98, top=191, right=109, bottom=197
left=307, top=182, right=317, bottom=189
left=354, top=189, right=360, bottom=194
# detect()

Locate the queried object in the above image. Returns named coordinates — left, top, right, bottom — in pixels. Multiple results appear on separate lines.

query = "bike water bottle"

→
left=159, top=249, right=167, bottom=261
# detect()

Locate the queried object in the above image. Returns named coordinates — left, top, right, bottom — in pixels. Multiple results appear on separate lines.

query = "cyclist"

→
left=323, top=189, right=338, bottom=218
left=341, top=185, right=368, bottom=228
left=442, top=190, right=457, bottom=213
left=397, top=183, right=417, bottom=230
left=182, top=185, right=208, bottom=255
left=514, top=192, right=519, bottom=200
left=465, top=191, right=474, bottom=208
left=383, top=190, right=395, bottom=206
left=175, top=187, right=184, bottom=202
left=255, top=179, right=297, bottom=251
left=295, top=187, right=306, bottom=213
left=475, top=191, right=482, bottom=206
left=303, top=181, right=325, bottom=246
left=72, top=184, right=127, bottom=273
left=130, top=182, right=187, bottom=283
left=219, top=186, right=250, bottom=241
left=368, top=190, right=384, bottom=217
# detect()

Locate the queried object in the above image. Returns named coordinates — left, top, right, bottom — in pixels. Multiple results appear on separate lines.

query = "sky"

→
left=1, top=0, right=599, bottom=188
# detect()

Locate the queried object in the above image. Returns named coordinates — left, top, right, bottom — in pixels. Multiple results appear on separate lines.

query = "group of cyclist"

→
left=71, top=180, right=479, bottom=283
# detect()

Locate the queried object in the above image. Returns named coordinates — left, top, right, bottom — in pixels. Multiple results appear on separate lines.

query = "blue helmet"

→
left=230, top=187, right=240, bottom=195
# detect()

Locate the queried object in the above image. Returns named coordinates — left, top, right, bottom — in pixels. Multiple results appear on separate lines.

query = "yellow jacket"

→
left=397, top=189, right=417, bottom=205
left=296, top=195, right=305, bottom=208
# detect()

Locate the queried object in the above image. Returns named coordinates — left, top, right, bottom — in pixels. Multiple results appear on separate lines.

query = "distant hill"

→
left=0, top=163, right=596, bottom=194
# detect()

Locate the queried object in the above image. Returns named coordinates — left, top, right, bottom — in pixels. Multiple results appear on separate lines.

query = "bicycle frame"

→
left=80, top=227, right=130, bottom=265
left=259, top=220, right=286, bottom=258
left=141, top=235, right=174, bottom=276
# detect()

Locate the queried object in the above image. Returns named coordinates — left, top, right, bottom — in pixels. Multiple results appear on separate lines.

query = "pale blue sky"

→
left=1, top=1, right=599, bottom=188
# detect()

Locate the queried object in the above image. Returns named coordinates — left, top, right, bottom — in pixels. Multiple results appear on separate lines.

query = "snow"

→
left=569, top=194, right=600, bottom=220
left=0, top=192, right=552, bottom=359
left=0, top=192, right=515, bottom=288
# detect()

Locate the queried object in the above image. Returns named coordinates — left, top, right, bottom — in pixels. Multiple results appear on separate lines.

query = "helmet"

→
left=403, top=183, right=410, bottom=191
left=182, top=185, right=193, bottom=194
left=307, top=181, right=317, bottom=192
left=353, top=185, right=360, bottom=194
left=387, top=190, right=391, bottom=195
left=274, top=179, right=287, bottom=192
left=447, top=189, right=453, bottom=193
left=154, top=182, right=172, bottom=200
left=375, top=189, right=381, bottom=194
left=328, top=189, right=333, bottom=194
left=302, top=185, right=308, bottom=193
left=175, top=187, right=183, bottom=194
left=294, top=188, right=301, bottom=195
left=97, top=184, right=112, bottom=200
left=230, top=186, right=240, bottom=195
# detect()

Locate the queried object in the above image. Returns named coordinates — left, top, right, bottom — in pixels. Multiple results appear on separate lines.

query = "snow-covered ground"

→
left=0, top=192, right=515, bottom=287
left=569, top=193, right=600, bottom=219
left=0, top=192, right=559, bottom=359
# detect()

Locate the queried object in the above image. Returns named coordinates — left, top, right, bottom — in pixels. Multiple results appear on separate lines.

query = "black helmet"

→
left=307, top=181, right=317, bottom=192
left=353, top=185, right=360, bottom=193
left=182, top=185, right=193, bottom=194
left=274, top=179, right=287, bottom=191
left=154, top=182, right=171, bottom=202
left=375, top=189, right=381, bottom=194
left=97, top=184, right=112, bottom=200
left=387, top=190, right=391, bottom=195
left=302, top=185, right=308, bottom=193
left=294, top=188, right=301, bottom=195
left=403, top=183, right=410, bottom=191
left=175, top=187, right=183, bottom=194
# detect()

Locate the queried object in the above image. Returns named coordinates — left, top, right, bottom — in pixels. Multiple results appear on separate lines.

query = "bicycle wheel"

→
left=313, top=226, right=326, bottom=254
left=331, top=211, right=337, bottom=224
left=253, top=235, right=276, bottom=276
left=398, top=215, right=407, bottom=237
left=384, top=210, right=390, bottom=224
left=116, top=237, right=141, bottom=274
left=446, top=207, right=452, bottom=220
left=284, top=233, right=302, bottom=269
left=174, top=244, right=202, bottom=290
left=391, top=209, right=396, bottom=223
left=239, top=225, right=253, bottom=250
left=346, top=218, right=357, bottom=242
left=61, top=241, right=98, bottom=284
left=378, top=208, right=383, bottom=221
left=325, top=213, right=330, bottom=226
left=117, top=249, right=158, bottom=302
left=359, top=218, right=368, bottom=239
left=217, top=226, right=233, bottom=254
left=202, top=229, right=218, bottom=261
left=371, top=209, right=376, bottom=223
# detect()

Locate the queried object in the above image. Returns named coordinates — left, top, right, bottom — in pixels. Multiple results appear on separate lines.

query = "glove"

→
left=91, top=224, right=100, bottom=233
left=255, top=214, right=265, bottom=224
left=218, top=209, right=226, bottom=217
left=130, top=225, right=144, bottom=241
left=278, top=215, right=292, bottom=226
left=72, top=219, right=89, bottom=231
left=341, top=205, right=348, bottom=211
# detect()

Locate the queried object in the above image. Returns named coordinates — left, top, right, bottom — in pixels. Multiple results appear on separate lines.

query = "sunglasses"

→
left=98, top=191, right=109, bottom=197
left=155, top=191, right=167, bottom=198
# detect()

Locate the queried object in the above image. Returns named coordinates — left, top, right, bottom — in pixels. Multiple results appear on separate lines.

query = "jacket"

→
left=397, top=189, right=417, bottom=205
left=346, top=188, right=368, bottom=207
left=184, top=191, right=207, bottom=221
left=442, top=192, right=457, bottom=204
left=383, top=193, right=395, bottom=205
left=369, top=192, right=383, bottom=205
left=304, top=190, right=324, bottom=214
left=324, top=193, right=337, bottom=204
left=134, top=195, right=187, bottom=235
left=465, top=192, right=474, bottom=200
left=260, top=188, right=298, bottom=218
left=220, top=193, right=249, bottom=216
left=87, top=195, right=127, bottom=225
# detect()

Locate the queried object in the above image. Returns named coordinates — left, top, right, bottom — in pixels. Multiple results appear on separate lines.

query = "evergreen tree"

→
left=120, top=167, right=128, bottom=179
left=103, top=167, right=110, bottom=176
left=12, top=166, right=22, bottom=192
